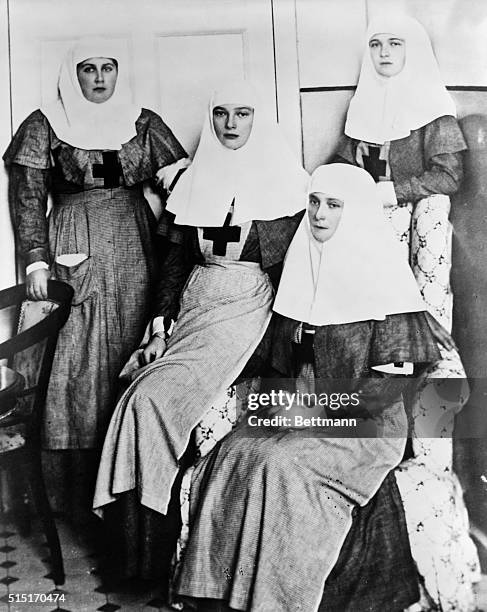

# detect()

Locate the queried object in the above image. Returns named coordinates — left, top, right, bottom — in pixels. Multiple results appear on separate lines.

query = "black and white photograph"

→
left=0, top=0, right=486, bottom=610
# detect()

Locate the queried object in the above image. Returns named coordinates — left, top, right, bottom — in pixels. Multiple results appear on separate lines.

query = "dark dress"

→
left=4, top=108, right=187, bottom=450
left=3, top=109, right=186, bottom=527
left=175, top=312, right=440, bottom=612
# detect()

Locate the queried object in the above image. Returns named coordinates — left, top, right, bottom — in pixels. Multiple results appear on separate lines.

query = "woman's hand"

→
left=139, top=335, right=167, bottom=366
left=26, top=269, right=50, bottom=300
left=425, top=311, right=458, bottom=352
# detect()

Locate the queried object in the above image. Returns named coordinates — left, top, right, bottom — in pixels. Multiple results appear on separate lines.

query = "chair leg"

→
left=23, top=446, right=65, bottom=585
left=0, top=456, right=32, bottom=537
left=10, top=466, right=32, bottom=537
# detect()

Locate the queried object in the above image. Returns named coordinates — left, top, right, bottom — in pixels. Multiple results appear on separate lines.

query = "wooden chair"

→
left=0, top=280, right=73, bottom=586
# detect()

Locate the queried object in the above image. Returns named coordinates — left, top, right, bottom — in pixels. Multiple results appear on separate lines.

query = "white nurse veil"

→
left=345, top=15, right=456, bottom=144
left=166, top=79, right=309, bottom=227
left=273, top=164, right=425, bottom=325
left=42, top=37, right=140, bottom=150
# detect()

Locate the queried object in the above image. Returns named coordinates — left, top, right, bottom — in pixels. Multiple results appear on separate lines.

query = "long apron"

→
left=94, top=221, right=274, bottom=517
left=44, top=186, right=155, bottom=449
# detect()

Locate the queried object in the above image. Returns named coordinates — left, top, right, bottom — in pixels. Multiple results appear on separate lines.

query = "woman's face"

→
left=212, top=104, right=254, bottom=150
left=77, top=57, right=118, bottom=103
left=369, top=33, right=406, bottom=77
left=307, top=192, right=344, bottom=243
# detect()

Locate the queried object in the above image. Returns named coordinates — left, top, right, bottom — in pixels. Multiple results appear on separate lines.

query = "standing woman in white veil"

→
left=337, top=14, right=463, bottom=351
left=335, top=15, right=480, bottom=610
left=3, top=38, right=188, bottom=523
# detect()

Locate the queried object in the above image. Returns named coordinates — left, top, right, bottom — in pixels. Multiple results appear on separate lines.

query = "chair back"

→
left=0, top=281, right=73, bottom=441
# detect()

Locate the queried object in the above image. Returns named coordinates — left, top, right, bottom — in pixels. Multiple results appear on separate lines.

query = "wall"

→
left=296, top=0, right=365, bottom=170
left=0, top=0, right=16, bottom=342
left=0, top=0, right=16, bottom=297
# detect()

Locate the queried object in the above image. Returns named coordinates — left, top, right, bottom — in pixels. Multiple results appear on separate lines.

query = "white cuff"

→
left=372, top=362, right=413, bottom=375
left=376, top=181, right=397, bottom=207
left=26, top=261, right=49, bottom=275
left=151, top=316, right=175, bottom=339
left=152, top=316, right=166, bottom=338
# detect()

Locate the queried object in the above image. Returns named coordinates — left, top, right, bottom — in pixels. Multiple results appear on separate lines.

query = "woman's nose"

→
left=95, top=70, right=104, bottom=83
left=315, top=204, right=327, bottom=220
left=225, top=113, right=237, bottom=129
left=380, top=44, right=389, bottom=57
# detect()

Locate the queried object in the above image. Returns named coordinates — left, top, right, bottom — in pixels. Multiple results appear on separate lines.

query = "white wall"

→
left=0, top=0, right=16, bottom=294
left=296, top=0, right=366, bottom=171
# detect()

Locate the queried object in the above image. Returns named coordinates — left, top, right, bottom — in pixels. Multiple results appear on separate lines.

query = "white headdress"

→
left=273, top=164, right=425, bottom=325
left=41, top=37, right=140, bottom=150
left=166, top=79, right=309, bottom=227
left=345, top=15, right=456, bottom=144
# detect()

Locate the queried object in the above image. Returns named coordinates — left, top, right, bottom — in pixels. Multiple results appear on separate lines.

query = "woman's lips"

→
left=224, top=133, right=239, bottom=139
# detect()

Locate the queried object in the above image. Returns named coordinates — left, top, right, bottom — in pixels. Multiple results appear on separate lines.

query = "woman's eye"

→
left=103, top=65, right=114, bottom=72
left=328, top=199, right=342, bottom=208
left=213, top=111, right=225, bottom=117
left=369, top=41, right=379, bottom=48
left=237, top=112, right=250, bottom=118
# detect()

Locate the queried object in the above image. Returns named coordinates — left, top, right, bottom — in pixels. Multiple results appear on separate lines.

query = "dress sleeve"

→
left=269, top=314, right=301, bottom=377
left=146, top=109, right=188, bottom=171
left=393, top=151, right=464, bottom=203
left=347, top=375, right=411, bottom=418
left=341, top=311, right=441, bottom=418
left=3, top=111, right=52, bottom=267
left=118, top=109, right=188, bottom=186
left=255, top=210, right=305, bottom=272
left=393, top=116, right=467, bottom=204
left=3, top=110, right=52, bottom=170
left=152, top=217, right=198, bottom=321
left=332, top=136, right=357, bottom=165
left=369, top=312, right=440, bottom=368
left=8, top=165, right=51, bottom=266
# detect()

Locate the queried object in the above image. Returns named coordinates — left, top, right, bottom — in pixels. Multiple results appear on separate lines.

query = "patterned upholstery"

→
left=0, top=300, right=58, bottom=454
left=387, top=195, right=480, bottom=611
left=0, top=425, right=26, bottom=453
